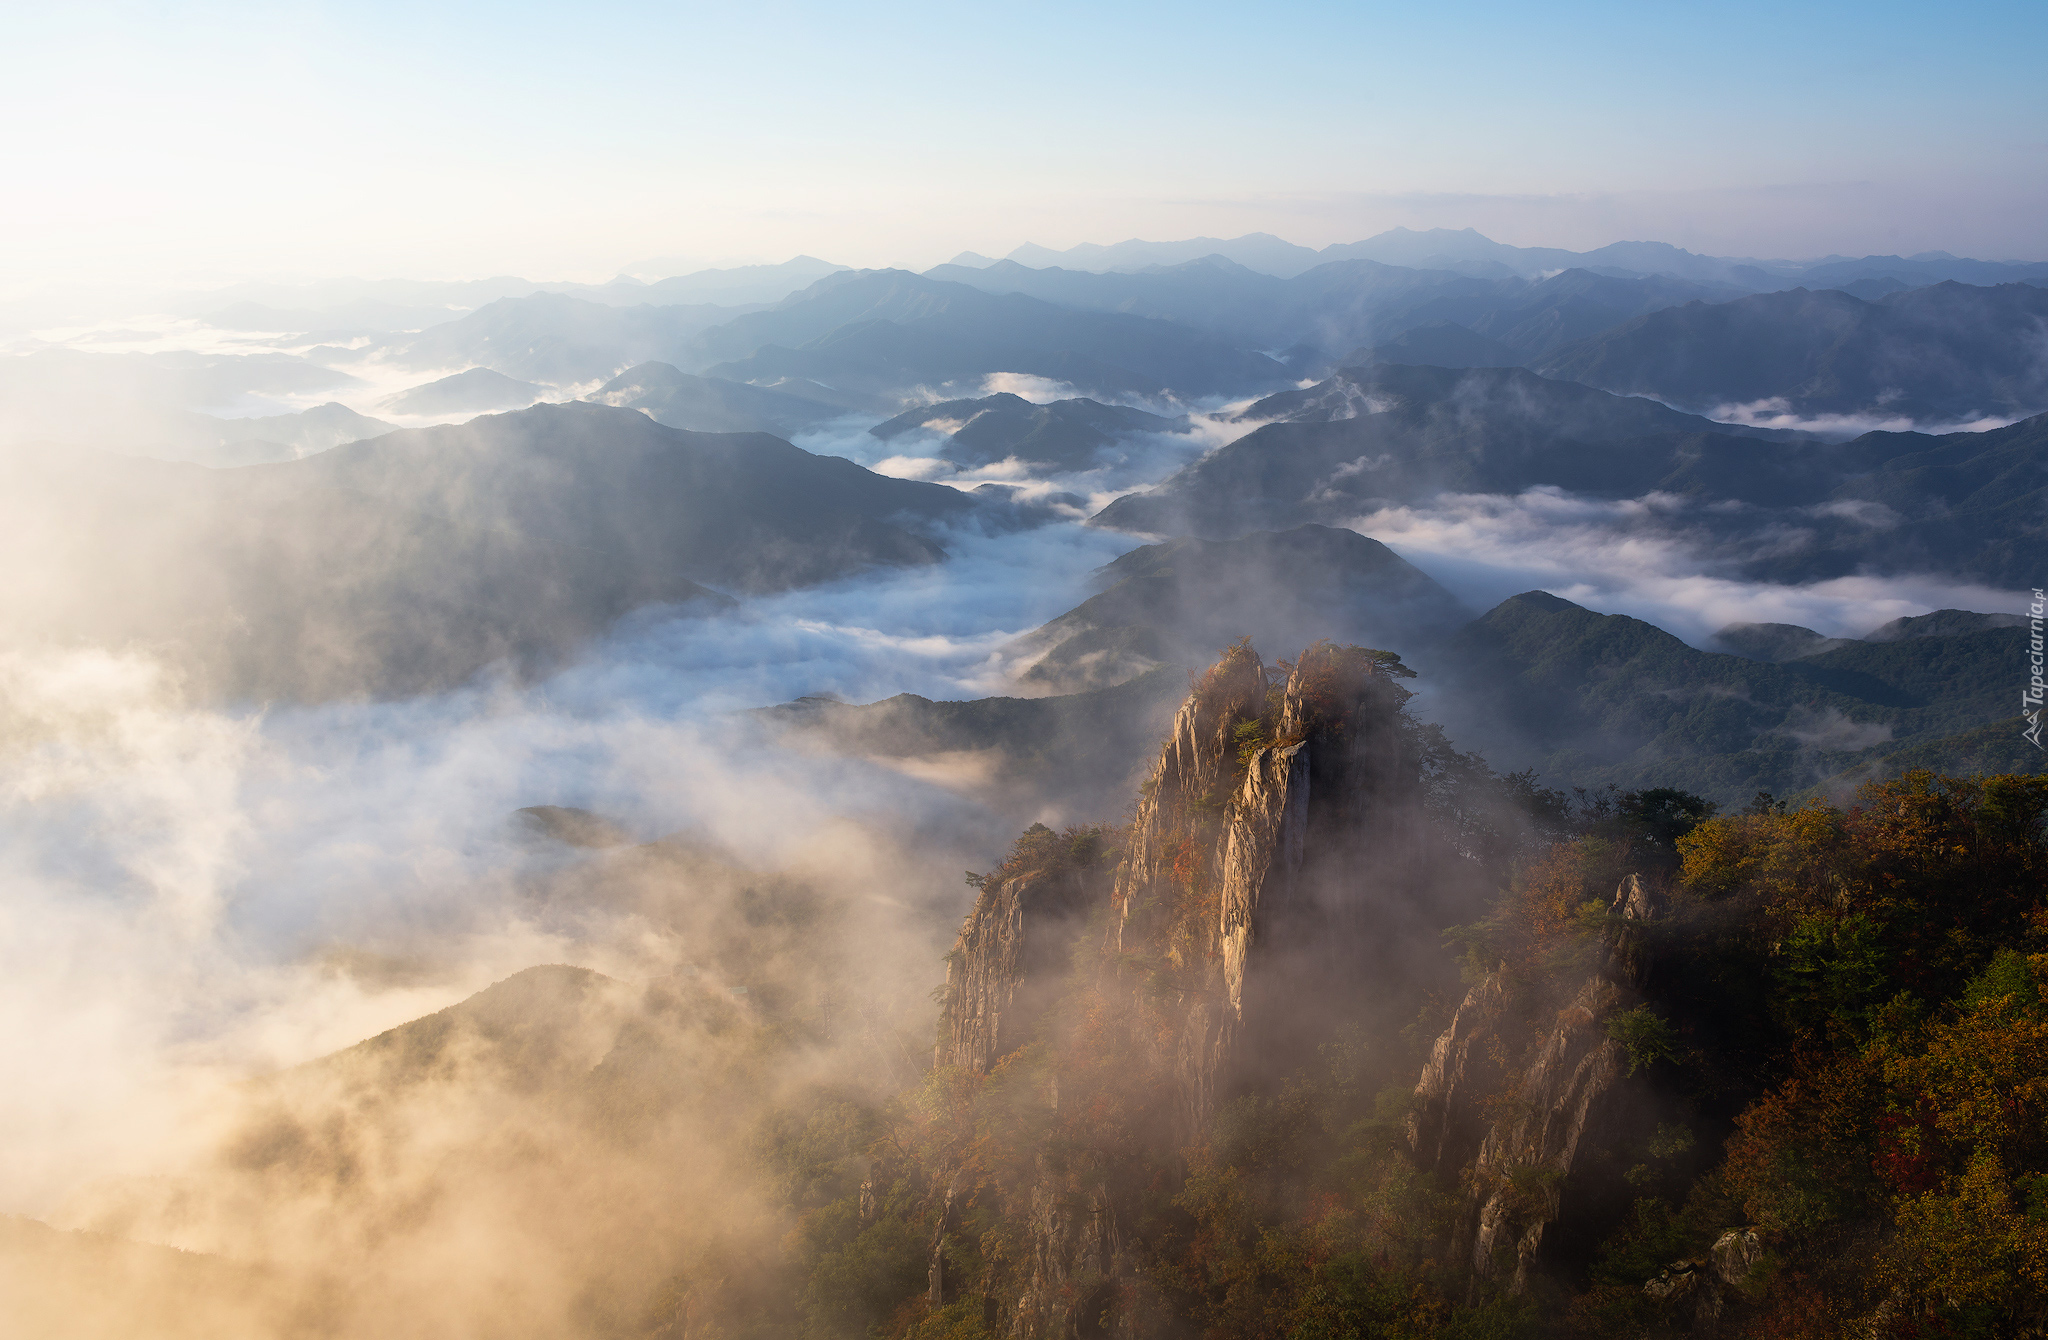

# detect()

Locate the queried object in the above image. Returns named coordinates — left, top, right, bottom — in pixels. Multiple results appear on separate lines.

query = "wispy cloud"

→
left=1346, top=486, right=2028, bottom=641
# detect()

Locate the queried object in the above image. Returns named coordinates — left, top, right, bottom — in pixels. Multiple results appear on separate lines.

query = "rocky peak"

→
left=1640, top=1227, right=1766, bottom=1331
left=1603, top=870, right=1660, bottom=988
left=1151, top=640, right=1269, bottom=820
left=925, top=640, right=1420, bottom=1337
left=1407, top=970, right=1510, bottom=1175
left=1113, top=639, right=1413, bottom=1136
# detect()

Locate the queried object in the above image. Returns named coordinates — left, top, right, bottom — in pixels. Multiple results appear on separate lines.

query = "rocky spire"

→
left=1107, top=639, right=1411, bottom=1137
left=931, top=640, right=1417, bottom=1337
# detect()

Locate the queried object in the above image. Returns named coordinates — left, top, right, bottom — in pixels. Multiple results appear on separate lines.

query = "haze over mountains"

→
left=5, top=219, right=2047, bottom=1339
left=982, top=226, right=2048, bottom=287
left=1537, top=280, right=2048, bottom=424
left=17, top=0, right=2048, bottom=1322
left=7, top=223, right=2042, bottom=733
left=15, top=225, right=2044, bottom=469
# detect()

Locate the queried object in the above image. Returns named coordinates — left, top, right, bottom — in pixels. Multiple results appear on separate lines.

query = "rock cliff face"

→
left=1407, top=970, right=1511, bottom=1174
left=930, top=641, right=1416, bottom=1336
left=937, top=852, right=1103, bottom=1075
left=1465, top=974, right=1629, bottom=1289
left=1108, top=641, right=1413, bottom=1140
left=1410, top=872, right=1663, bottom=1293
left=1012, top=1155, right=1126, bottom=1339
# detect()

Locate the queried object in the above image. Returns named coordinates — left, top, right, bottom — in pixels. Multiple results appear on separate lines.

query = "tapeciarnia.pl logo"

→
left=2027, top=588, right=2046, bottom=749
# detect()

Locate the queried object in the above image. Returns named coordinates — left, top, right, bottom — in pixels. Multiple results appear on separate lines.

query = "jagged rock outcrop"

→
left=1606, top=871, right=1658, bottom=985
left=929, top=1168, right=967, bottom=1306
left=1642, top=1227, right=1765, bottom=1332
left=1219, top=741, right=1311, bottom=1035
left=937, top=840, right=1104, bottom=1075
left=1710, top=1227, right=1763, bottom=1292
left=1011, top=1155, right=1126, bottom=1339
left=1109, top=644, right=1268, bottom=964
left=1407, top=969, right=1510, bottom=1174
left=937, top=641, right=1414, bottom=1338
left=1111, top=641, right=1412, bottom=1138
left=920, top=642, right=1419, bottom=1337
left=1466, top=974, right=1628, bottom=1289
left=1411, top=872, right=1664, bottom=1293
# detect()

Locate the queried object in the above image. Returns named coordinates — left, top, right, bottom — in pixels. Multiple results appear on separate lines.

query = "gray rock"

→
left=936, top=864, right=1099, bottom=1075
left=1407, top=970, right=1510, bottom=1174
left=1414, top=873, right=1664, bottom=1293
left=1711, top=1227, right=1764, bottom=1292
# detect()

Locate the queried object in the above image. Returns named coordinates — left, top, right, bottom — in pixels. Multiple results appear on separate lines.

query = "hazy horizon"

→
left=6, top=0, right=2045, bottom=295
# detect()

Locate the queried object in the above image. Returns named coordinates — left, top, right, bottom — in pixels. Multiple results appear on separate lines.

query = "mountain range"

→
left=1711, top=608, right=2027, bottom=661
left=998, top=524, right=1468, bottom=693
left=32, top=232, right=2039, bottom=446
left=924, top=256, right=1751, bottom=362
left=381, top=366, right=546, bottom=416
left=696, top=269, right=1291, bottom=401
left=768, top=551, right=2037, bottom=822
left=985, top=226, right=2048, bottom=287
left=1094, top=364, right=1796, bottom=534
left=1436, top=591, right=2040, bottom=799
left=158, top=401, right=397, bottom=466
left=186, top=256, right=849, bottom=326
left=1093, top=362, right=2048, bottom=588
left=370, top=292, right=752, bottom=385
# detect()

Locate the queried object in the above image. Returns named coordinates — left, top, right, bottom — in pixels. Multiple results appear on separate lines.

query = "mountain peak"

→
left=1499, top=589, right=1583, bottom=614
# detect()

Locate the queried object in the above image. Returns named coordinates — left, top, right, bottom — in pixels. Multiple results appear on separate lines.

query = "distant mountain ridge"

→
left=381, top=366, right=545, bottom=416
left=924, top=257, right=1760, bottom=363
left=1712, top=608, right=2028, bottom=662
left=1000, top=524, right=1470, bottom=694
left=585, top=362, right=844, bottom=435
left=1094, top=364, right=1802, bottom=537
left=994, top=227, right=2048, bottom=288
left=382, top=293, right=745, bottom=384
left=169, top=401, right=397, bottom=466
left=762, top=580, right=2043, bottom=820
left=1536, top=281, right=2048, bottom=423
left=1436, top=591, right=2044, bottom=799
left=183, top=256, right=849, bottom=325
left=697, top=269, right=1291, bottom=401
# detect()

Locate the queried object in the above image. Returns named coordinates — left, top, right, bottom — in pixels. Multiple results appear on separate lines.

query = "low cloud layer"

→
left=1344, top=486, right=2029, bottom=642
left=0, top=517, right=1147, bottom=1223
left=1707, top=396, right=2021, bottom=439
left=795, top=408, right=1248, bottom=516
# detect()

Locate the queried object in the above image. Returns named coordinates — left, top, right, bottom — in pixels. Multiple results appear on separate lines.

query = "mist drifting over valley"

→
left=5, top=2, right=2048, bottom=1335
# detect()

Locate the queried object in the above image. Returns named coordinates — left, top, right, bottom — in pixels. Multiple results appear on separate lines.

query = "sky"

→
left=3, top=0, right=2044, bottom=291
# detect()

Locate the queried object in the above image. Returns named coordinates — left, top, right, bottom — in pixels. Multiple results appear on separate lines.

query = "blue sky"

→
left=4, top=0, right=2043, bottom=286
